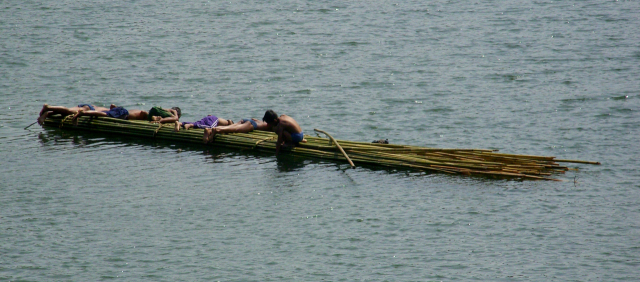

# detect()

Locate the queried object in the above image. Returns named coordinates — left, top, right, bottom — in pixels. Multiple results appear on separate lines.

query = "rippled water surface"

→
left=2, top=0, right=639, bottom=281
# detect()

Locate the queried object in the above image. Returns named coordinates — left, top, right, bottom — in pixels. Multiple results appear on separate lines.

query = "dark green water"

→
left=2, top=0, right=639, bottom=280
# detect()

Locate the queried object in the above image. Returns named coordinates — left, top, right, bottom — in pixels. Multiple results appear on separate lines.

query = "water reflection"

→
left=274, top=154, right=307, bottom=172
left=37, top=129, right=93, bottom=149
left=37, top=127, right=311, bottom=173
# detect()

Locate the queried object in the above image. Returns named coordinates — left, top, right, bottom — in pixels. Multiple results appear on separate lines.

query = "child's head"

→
left=262, top=110, right=278, bottom=124
left=171, top=107, right=182, bottom=118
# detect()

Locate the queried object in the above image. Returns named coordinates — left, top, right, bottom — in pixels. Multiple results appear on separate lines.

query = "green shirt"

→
left=148, top=106, right=173, bottom=121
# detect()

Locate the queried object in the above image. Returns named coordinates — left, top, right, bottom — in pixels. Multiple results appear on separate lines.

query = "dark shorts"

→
left=291, top=132, right=304, bottom=143
left=102, top=107, right=129, bottom=119
left=242, top=119, right=258, bottom=130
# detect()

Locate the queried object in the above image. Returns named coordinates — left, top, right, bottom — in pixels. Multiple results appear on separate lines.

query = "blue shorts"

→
left=102, top=107, right=129, bottom=119
left=291, top=132, right=304, bottom=143
left=78, top=104, right=95, bottom=110
left=242, top=119, right=258, bottom=130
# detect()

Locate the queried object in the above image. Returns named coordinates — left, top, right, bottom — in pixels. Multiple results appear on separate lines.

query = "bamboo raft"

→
left=43, top=115, right=600, bottom=181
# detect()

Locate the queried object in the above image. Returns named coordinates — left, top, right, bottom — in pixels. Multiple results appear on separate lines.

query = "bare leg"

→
left=37, top=111, right=50, bottom=125
left=71, top=110, right=108, bottom=126
left=282, top=131, right=307, bottom=145
left=38, top=104, right=97, bottom=125
left=44, top=106, right=83, bottom=116
left=39, top=104, right=82, bottom=125
left=203, top=128, right=216, bottom=143
left=71, top=110, right=84, bottom=126
left=39, top=104, right=49, bottom=117
left=217, top=118, right=233, bottom=126
left=203, top=128, right=209, bottom=143
left=282, top=131, right=293, bottom=144
left=215, top=122, right=253, bottom=134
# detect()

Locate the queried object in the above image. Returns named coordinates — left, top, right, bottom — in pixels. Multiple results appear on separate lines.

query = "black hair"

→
left=171, top=107, right=181, bottom=118
left=262, top=109, right=278, bottom=124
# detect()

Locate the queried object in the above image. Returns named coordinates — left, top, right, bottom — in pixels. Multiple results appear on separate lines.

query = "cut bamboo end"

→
left=553, top=159, right=601, bottom=165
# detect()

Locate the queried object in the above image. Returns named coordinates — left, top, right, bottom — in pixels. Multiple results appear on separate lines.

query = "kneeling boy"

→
left=262, top=110, right=306, bottom=155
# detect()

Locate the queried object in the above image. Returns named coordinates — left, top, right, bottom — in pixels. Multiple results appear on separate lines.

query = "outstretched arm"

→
left=151, top=109, right=180, bottom=124
left=274, top=125, right=284, bottom=155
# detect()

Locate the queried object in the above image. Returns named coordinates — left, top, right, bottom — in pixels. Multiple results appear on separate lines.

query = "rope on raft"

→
left=153, top=123, right=165, bottom=137
left=254, top=136, right=277, bottom=149
left=60, top=115, right=74, bottom=128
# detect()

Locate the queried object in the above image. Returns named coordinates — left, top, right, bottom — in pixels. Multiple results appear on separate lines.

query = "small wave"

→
left=611, top=95, right=630, bottom=100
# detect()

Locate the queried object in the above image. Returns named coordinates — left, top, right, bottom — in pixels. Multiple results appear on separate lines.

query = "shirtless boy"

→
left=70, top=105, right=149, bottom=125
left=203, top=118, right=269, bottom=143
left=37, top=104, right=110, bottom=125
left=262, top=110, right=306, bottom=155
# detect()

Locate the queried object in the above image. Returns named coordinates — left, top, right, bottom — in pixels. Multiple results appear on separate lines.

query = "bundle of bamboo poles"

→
left=44, top=115, right=600, bottom=181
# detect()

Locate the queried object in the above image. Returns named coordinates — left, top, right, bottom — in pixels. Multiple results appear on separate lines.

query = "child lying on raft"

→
left=147, top=106, right=181, bottom=125
left=174, top=115, right=234, bottom=132
left=37, top=104, right=111, bottom=125
left=70, top=105, right=149, bottom=125
left=202, top=118, right=269, bottom=144
left=203, top=110, right=308, bottom=155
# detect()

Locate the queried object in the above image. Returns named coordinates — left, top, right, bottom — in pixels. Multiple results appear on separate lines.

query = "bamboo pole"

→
left=313, top=129, right=355, bottom=168
left=24, top=121, right=38, bottom=130
left=553, top=159, right=601, bottom=165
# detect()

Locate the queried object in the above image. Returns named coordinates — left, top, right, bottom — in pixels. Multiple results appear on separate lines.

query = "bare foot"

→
left=174, top=121, right=181, bottom=132
left=301, top=138, right=308, bottom=143
left=203, top=128, right=217, bottom=144
left=71, top=110, right=83, bottom=126
left=39, top=104, right=49, bottom=117
left=184, top=124, right=193, bottom=130
left=203, top=128, right=212, bottom=143
left=110, top=104, right=117, bottom=109
left=37, top=112, right=49, bottom=126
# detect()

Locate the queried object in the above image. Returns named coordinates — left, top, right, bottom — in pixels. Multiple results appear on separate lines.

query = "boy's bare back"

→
left=127, top=109, right=148, bottom=120
left=276, top=115, right=303, bottom=135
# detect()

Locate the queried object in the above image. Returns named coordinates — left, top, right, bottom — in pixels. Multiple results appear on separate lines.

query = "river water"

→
left=2, top=0, right=639, bottom=281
